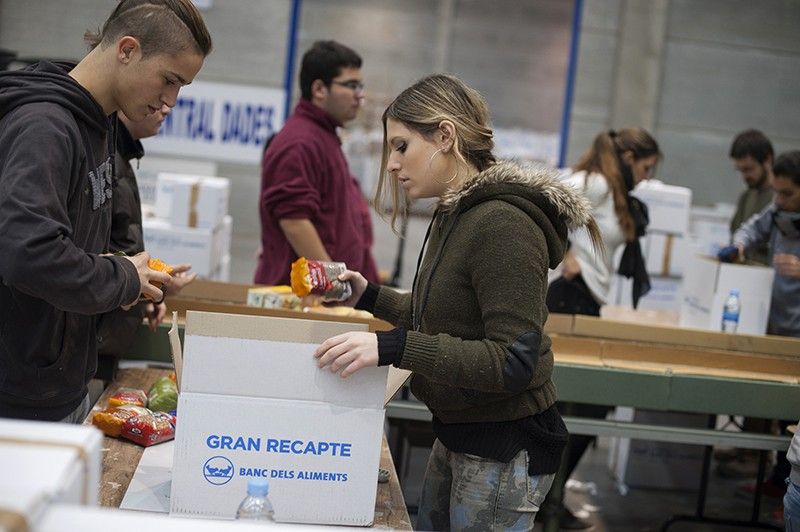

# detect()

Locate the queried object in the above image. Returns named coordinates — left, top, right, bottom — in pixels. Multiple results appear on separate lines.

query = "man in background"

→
left=255, top=40, right=379, bottom=285
left=729, top=129, right=774, bottom=264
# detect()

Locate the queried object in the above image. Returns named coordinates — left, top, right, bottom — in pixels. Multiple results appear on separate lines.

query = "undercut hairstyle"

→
left=84, top=0, right=212, bottom=57
left=773, top=151, right=800, bottom=186
left=729, top=129, right=774, bottom=164
left=299, top=40, right=361, bottom=100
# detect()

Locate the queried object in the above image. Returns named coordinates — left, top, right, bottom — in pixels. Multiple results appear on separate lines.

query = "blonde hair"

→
left=573, top=128, right=660, bottom=241
left=376, top=74, right=496, bottom=230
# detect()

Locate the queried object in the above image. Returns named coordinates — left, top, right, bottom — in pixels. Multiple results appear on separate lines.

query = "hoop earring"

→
left=428, top=148, right=459, bottom=185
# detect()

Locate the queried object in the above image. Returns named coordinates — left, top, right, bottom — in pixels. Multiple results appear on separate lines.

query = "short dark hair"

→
left=773, top=151, right=800, bottom=186
left=85, top=0, right=212, bottom=58
left=729, top=129, right=774, bottom=164
left=299, top=40, right=361, bottom=100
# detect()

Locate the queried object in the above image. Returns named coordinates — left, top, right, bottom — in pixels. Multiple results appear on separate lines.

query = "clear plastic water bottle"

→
left=721, top=288, right=741, bottom=333
left=235, top=478, right=275, bottom=522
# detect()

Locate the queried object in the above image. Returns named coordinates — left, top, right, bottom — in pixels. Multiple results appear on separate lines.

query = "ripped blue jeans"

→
left=417, top=439, right=554, bottom=531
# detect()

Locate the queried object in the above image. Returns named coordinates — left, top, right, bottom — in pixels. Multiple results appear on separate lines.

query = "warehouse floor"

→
left=396, top=437, right=785, bottom=531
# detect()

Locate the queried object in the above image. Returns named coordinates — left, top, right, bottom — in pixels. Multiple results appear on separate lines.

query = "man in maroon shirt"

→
left=255, top=40, right=379, bottom=285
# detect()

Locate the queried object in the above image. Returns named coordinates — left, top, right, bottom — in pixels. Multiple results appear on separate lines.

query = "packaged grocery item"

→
left=247, top=285, right=302, bottom=310
left=146, top=257, right=174, bottom=299
left=120, top=410, right=176, bottom=447
left=290, top=258, right=352, bottom=302
left=147, top=376, right=178, bottom=412
left=92, top=405, right=150, bottom=437
left=108, top=388, right=147, bottom=408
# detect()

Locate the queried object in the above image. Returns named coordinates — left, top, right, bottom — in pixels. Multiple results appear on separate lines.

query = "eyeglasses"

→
left=331, top=80, right=365, bottom=94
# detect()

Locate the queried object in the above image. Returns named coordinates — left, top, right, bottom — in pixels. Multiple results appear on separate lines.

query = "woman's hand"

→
left=338, top=270, right=369, bottom=308
left=314, top=331, right=378, bottom=378
left=561, top=250, right=581, bottom=280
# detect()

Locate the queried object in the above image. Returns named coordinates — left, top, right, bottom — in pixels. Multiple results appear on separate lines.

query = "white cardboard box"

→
left=170, top=311, right=391, bottom=526
left=611, top=274, right=683, bottom=312
left=679, top=254, right=774, bottom=335
left=155, top=173, right=230, bottom=229
left=143, top=218, right=226, bottom=277
left=632, top=180, right=692, bottom=235
left=38, top=504, right=339, bottom=531
left=0, top=419, right=103, bottom=506
left=642, top=232, right=689, bottom=277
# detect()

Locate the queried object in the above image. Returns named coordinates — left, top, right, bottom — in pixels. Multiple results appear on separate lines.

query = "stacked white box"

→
left=155, top=173, right=230, bottom=229
left=170, top=311, right=389, bottom=525
left=143, top=219, right=226, bottom=277
left=679, top=254, right=774, bottom=335
left=0, top=419, right=103, bottom=526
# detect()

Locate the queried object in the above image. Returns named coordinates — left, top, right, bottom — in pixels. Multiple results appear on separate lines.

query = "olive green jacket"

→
left=373, top=161, right=594, bottom=423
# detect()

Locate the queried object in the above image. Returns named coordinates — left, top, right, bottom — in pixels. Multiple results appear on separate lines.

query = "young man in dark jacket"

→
left=0, top=0, right=211, bottom=422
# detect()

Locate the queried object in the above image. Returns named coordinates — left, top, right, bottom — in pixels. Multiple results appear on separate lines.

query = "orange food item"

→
left=92, top=405, right=149, bottom=437
left=290, top=257, right=351, bottom=301
left=107, top=388, right=147, bottom=408
left=145, top=258, right=174, bottom=300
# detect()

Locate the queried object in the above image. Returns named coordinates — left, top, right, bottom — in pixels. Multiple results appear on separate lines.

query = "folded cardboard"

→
left=0, top=419, right=103, bottom=508
left=167, top=280, right=393, bottom=332
left=170, top=311, right=396, bottom=525
left=155, top=173, right=230, bottom=229
left=631, top=180, right=692, bottom=235
left=679, top=254, right=774, bottom=335
left=143, top=219, right=227, bottom=277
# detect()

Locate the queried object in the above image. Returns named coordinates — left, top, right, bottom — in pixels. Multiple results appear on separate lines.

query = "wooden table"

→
left=85, top=368, right=411, bottom=529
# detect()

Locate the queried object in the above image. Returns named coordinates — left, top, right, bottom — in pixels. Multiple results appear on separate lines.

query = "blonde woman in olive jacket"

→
left=315, top=74, right=601, bottom=531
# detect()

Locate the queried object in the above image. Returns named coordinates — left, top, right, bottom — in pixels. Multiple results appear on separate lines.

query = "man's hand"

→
left=774, top=254, right=800, bottom=278
left=162, top=263, right=198, bottom=297
left=122, top=252, right=171, bottom=305
left=145, top=302, right=167, bottom=331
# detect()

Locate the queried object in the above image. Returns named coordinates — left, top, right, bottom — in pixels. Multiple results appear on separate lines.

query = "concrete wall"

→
left=2, top=0, right=799, bottom=287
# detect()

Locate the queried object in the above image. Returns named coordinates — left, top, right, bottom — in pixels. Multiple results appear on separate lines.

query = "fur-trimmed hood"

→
left=439, top=160, right=593, bottom=231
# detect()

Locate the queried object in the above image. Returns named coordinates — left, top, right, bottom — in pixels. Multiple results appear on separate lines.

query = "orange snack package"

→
left=92, top=405, right=150, bottom=437
left=107, top=387, right=147, bottom=408
left=145, top=258, right=174, bottom=299
left=290, top=257, right=351, bottom=302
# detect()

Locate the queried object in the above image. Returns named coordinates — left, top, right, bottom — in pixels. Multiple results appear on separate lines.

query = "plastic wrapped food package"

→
left=108, top=388, right=147, bottom=408
left=120, top=410, right=176, bottom=447
left=147, top=376, right=178, bottom=412
left=92, top=405, right=150, bottom=437
left=290, top=257, right=352, bottom=302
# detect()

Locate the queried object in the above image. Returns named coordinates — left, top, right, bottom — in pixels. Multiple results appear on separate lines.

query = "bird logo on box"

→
left=203, top=456, right=234, bottom=485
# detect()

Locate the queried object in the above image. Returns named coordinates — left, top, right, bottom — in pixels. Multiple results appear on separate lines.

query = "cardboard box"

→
left=38, top=504, right=338, bottom=531
left=642, top=232, right=689, bottom=277
left=155, top=173, right=230, bottom=229
left=143, top=219, right=226, bottom=277
left=679, top=255, right=774, bottom=335
left=610, top=274, right=682, bottom=312
left=170, top=311, right=392, bottom=525
left=689, top=204, right=735, bottom=256
left=0, top=419, right=103, bottom=506
left=210, top=254, right=231, bottom=283
left=632, top=180, right=692, bottom=235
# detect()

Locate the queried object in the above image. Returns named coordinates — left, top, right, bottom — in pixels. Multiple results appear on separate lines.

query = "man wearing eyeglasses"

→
left=256, top=40, right=379, bottom=286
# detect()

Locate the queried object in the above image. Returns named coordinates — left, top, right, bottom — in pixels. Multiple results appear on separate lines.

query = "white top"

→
left=563, top=170, right=626, bottom=305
